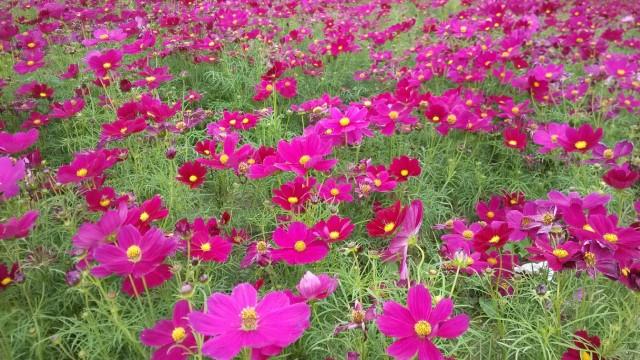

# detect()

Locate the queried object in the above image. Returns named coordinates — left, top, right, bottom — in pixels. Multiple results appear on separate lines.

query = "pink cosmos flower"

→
left=533, top=122, right=568, bottom=154
left=272, top=222, right=329, bottom=265
left=274, top=134, right=337, bottom=176
left=86, top=49, right=123, bottom=77
left=189, top=231, right=232, bottom=263
left=296, top=271, right=338, bottom=301
left=318, top=178, right=353, bottom=203
left=59, top=64, right=79, bottom=79
left=377, top=284, right=469, bottom=360
left=312, top=215, right=354, bottom=243
left=82, top=28, right=128, bottom=47
left=21, top=111, right=49, bottom=129
left=0, top=211, right=39, bottom=240
left=135, top=67, right=173, bottom=90
left=381, top=200, right=423, bottom=283
left=253, top=80, right=275, bottom=101
left=559, top=124, right=602, bottom=153
left=197, top=133, right=253, bottom=171
left=240, top=240, right=273, bottom=268
left=141, top=300, right=196, bottom=360
left=527, top=237, right=580, bottom=271
left=271, top=177, right=315, bottom=213
left=91, top=225, right=177, bottom=278
left=590, top=140, right=633, bottom=165
left=275, top=77, right=297, bottom=98
left=57, top=149, right=119, bottom=184
left=101, top=118, right=147, bottom=141
left=602, top=163, right=639, bottom=190
left=0, top=129, right=39, bottom=154
left=188, top=283, right=311, bottom=360
left=49, top=98, right=85, bottom=119
left=14, top=50, right=45, bottom=74
left=317, top=106, right=372, bottom=145
left=0, top=157, right=25, bottom=200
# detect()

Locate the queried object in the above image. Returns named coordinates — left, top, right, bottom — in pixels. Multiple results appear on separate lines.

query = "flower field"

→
left=1, top=0, right=640, bottom=359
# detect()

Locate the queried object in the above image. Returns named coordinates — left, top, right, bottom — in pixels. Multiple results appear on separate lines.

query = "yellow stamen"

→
left=400, top=169, right=409, bottom=177
left=462, top=230, right=474, bottom=240
left=219, top=154, right=229, bottom=164
left=603, top=233, right=618, bottom=243
left=329, top=231, right=340, bottom=240
left=489, top=235, right=501, bottom=244
left=126, top=245, right=142, bottom=262
left=293, top=240, right=306, bottom=252
left=388, top=111, right=399, bottom=120
left=189, top=175, right=198, bottom=182
left=200, top=243, right=211, bottom=252
left=171, top=327, right=186, bottom=342
left=76, top=168, right=88, bottom=177
left=139, top=212, right=150, bottom=222
left=240, top=307, right=258, bottom=331
left=574, top=141, right=587, bottom=150
left=383, top=222, right=395, bottom=233
left=339, top=117, right=350, bottom=126
left=299, top=155, right=311, bottom=165
left=414, top=320, right=432, bottom=337
left=102, top=62, right=112, bottom=69
left=330, top=188, right=340, bottom=196
left=1, top=277, right=12, bottom=286
left=552, top=248, right=568, bottom=258
left=99, top=198, right=111, bottom=207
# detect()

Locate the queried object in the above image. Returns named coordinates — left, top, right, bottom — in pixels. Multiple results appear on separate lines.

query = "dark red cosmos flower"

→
left=16, top=81, right=54, bottom=100
left=561, top=330, right=602, bottom=360
left=85, top=187, right=119, bottom=212
left=503, top=127, right=527, bottom=151
left=366, top=201, right=407, bottom=237
left=472, top=222, right=512, bottom=252
left=389, top=155, right=421, bottom=182
left=177, top=161, right=207, bottom=188
left=101, top=118, right=146, bottom=141
left=272, top=177, right=315, bottom=213
left=559, top=124, right=602, bottom=153
left=0, top=262, right=20, bottom=291
left=275, top=77, right=297, bottom=99
left=133, top=195, right=169, bottom=230
left=313, top=215, right=355, bottom=243
left=602, top=163, right=639, bottom=190
left=86, top=49, right=123, bottom=77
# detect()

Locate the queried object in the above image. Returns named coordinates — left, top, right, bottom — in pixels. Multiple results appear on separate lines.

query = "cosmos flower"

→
left=381, top=200, right=424, bottom=282
left=559, top=124, right=602, bottom=153
left=472, top=222, right=512, bottom=252
left=188, top=283, right=310, bottom=359
left=0, top=157, right=25, bottom=200
left=0, top=129, right=39, bottom=154
left=189, top=231, right=232, bottom=263
left=561, top=330, right=602, bottom=360
left=0, top=211, right=39, bottom=240
left=312, top=215, right=354, bottom=243
left=389, top=156, right=421, bottom=182
left=377, top=284, right=469, bottom=360
left=271, top=177, right=315, bottom=213
left=296, top=271, right=338, bottom=301
left=274, top=134, right=337, bottom=176
left=318, top=178, right=353, bottom=203
left=602, top=163, right=639, bottom=190
left=177, top=161, right=207, bottom=188
left=275, top=77, right=297, bottom=98
left=272, top=222, right=329, bottom=265
left=141, top=300, right=196, bottom=360
left=86, top=48, right=123, bottom=77
left=0, top=262, right=20, bottom=291
left=503, top=127, right=527, bottom=151
left=366, top=201, right=407, bottom=237
left=91, top=225, right=177, bottom=278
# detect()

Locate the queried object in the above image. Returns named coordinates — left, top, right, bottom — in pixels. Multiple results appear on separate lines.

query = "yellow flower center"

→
left=621, top=267, right=630, bottom=277
left=550, top=134, right=558, bottom=142
left=330, top=188, right=340, bottom=196
left=574, top=141, right=587, bottom=150
left=487, top=257, right=498, bottom=265
left=299, top=155, right=311, bottom=165
left=447, top=114, right=457, bottom=124
left=583, top=224, right=594, bottom=232
left=27, top=60, right=35, bottom=66
left=265, top=84, right=273, bottom=92
left=287, top=196, right=299, bottom=204
left=102, top=62, right=112, bottom=69
left=603, top=233, right=618, bottom=243
left=432, top=115, right=440, bottom=123
left=542, top=213, right=554, bottom=225
left=414, top=320, right=432, bottom=337
left=329, top=231, right=340, bottom=240
left=126, top=245, right=142, bottom=262
left=293, top=240, right=306, bottom=252
left=99, top=198, right=111, bottom=207
left=400, top=169, right=409, bottom=177
left=33, top=119, right=41, bottom=125
left=489, top=235, right=501, bottom=244
left=39, top=92, right=47, bottom=97
left=545, top=72, right=553, bottom=79
left=511, top=106, right=520, bottom=114
left=603, top=148, right=614, bottom=159
left=1, top=277, right=12, bottom=286
left=242, top=118, right=249, bottom=124
left=189, top=175, right=198, bottom=182
left=616, top=69, right=625, bottom=76
left=508, top=140, right=517, bottom=146
left=27, top=42, right=36, bottom=48
left=339, top=117, right=350, bottom=126
left=486, top=211, right=495, bottom=219
left=373, top=179, right=382, bottom=187
left=76, top=168, right=88, bottom=177
left=229, top=119, right=237, bottom=125
left=388, top=111, right=399, bottom=120
left=240, top=307, right=258, bottom=331
left=580, top=350, right=592, bottom=360
left=256, top=241, right=268, bottom=253
left=200, top=243, right=211, bottom=252
left=383, top=222, right=395, bottom=233
left=145, top=76, right=156, bottom=82
left=462, top=230, right=474, bottom=239
left=139, top=212, right=150, bottom=222
left=99, top=34, right=109, bottom=40
left=584, top=252, right=596, bottom=266
left=552, top=248, right=568, bottom=258
left=171, top=327, right=186, bottom=342
left=219, top=154, right=229, bottom=164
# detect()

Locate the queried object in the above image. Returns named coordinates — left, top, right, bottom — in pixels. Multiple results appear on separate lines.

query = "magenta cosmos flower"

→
left=296, top=271, right=338, bottom=301
left=274, top=134, right=337, bottom=176
left=91, top=225, right=177, bottom=278
left=0, top=157, right=25, bottom=199
left=141, top=300, right=196, bottom=360
left=188, top=283, right=311, bottom=360
left=272, top=222, right=329, bottom=265
left=377, top=284, right=469, bottom=360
